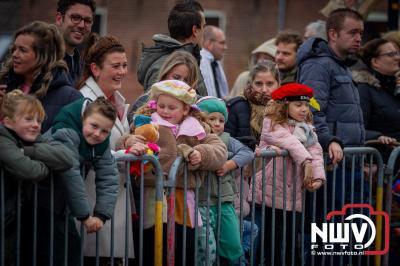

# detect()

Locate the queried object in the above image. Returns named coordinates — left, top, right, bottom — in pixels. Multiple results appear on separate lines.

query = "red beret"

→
left=271, top=83, right=314, bottom=101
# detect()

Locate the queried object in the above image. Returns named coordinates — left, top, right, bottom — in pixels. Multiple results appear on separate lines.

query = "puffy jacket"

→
left=353, top=68, right=400, bottom=141
left=0, top=125, right=73, bottom=227
left=137, top=34, right=208, bottom=96
left=296, top=37, right=365, bottom=149
left=248, top=117, right=325, bottom=212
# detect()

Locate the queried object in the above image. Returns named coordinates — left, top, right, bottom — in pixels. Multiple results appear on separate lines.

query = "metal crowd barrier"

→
left=0, top=154, right=164, bottom=266
left=1, top=146, right=399, bottom=266
left=164, top=146, right=392, bottom=266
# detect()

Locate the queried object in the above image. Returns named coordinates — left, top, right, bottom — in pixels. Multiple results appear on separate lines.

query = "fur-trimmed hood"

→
left=352, top=69, right=381, bottom=88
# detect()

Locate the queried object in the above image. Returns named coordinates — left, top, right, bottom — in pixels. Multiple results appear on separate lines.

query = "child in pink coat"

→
left=248, top=83, right=325, bottom=265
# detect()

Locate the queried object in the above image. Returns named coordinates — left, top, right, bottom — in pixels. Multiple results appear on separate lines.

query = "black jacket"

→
left=5, top=67, right=82, bottom=133
left=353, top=68, right=400, bottom=141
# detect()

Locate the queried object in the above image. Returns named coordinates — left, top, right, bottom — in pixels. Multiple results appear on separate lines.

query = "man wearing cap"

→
left=275, top=31, right=303, bottom=84
left=200, top=26, right=229, bottom=98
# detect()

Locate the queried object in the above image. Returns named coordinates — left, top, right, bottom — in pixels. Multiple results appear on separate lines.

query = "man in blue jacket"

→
left=297, top=8, right=366, bottom=262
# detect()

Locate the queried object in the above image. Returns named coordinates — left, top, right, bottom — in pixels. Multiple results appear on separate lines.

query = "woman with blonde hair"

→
left=128, top=50, right=200, bottom=118
left=0, top=20, right=82, bottom=132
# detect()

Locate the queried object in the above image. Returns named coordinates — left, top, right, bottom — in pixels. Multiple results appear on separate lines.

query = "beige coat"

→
left=79, top=77, right=134, bottom=258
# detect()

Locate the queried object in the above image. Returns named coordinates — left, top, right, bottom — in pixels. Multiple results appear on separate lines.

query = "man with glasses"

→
left=200, top=25, right=229, bottom=98
left=56, top=0, right=96, bottom=86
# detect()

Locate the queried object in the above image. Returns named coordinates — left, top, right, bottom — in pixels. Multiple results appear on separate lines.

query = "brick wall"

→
left=7, top=0, right=388, bottom=103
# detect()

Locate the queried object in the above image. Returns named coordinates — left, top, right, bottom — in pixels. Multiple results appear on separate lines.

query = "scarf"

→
left=288, top=119, right=318, bottom=147
left=244, top=85, right=270, bottom=139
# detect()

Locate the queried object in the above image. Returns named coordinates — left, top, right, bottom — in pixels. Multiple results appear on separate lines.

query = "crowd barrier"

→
left=0, top=146, right=398, bottom=266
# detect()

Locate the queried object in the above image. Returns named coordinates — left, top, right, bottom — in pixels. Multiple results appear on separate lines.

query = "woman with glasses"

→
left=352, top=38, right=400, bottom=146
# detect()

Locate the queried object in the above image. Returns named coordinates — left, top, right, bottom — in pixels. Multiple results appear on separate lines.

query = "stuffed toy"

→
left=126, top=115, right=160, bottom=176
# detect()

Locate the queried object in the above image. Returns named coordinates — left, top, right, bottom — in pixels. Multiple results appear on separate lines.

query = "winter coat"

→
left=296, top=37, right=365, bottom=150
left=4, top=67, right=82, bottom=133
left=50, top=98, right=119, bottom=220
left=225, top=97, right=252, bottom=138
left=198, top=132, right=254, bottom=206
left=281, top=66, right=298, bottom=85
left=352, top=68, right=400, bottom=141
left=0, top=125, right=73, bottom=228
left=137, top=34, right=208, bottom=96
left=248, top=117, right=325, bottom=212
left=79, top=77, right=135, bottom=258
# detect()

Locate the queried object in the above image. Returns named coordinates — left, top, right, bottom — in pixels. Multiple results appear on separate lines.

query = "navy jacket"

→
left=296, top=37, right=365, bottom=150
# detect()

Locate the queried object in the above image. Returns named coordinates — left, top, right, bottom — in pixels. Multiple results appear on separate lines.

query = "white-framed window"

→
left=92, top=7, right=107, bottom=36
left=204, top=10, right=226, bottom=32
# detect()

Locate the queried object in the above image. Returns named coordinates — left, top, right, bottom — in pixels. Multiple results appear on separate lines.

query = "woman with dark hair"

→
left=78, top=35, right=146, bottom=262
left=352, top=38, right=400, bottom=145
left=0, top=21, right=82, bottom=132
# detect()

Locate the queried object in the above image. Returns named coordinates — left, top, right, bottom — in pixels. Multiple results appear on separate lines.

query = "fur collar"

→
left=352, top=69, right=381, bottom=88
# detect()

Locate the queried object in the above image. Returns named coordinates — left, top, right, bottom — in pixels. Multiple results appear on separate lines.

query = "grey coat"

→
left=50, top=128, right=119, bottom=219
left=296, top=37, right=365, bottom=150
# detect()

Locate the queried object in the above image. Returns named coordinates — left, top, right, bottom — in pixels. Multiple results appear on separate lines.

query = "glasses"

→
left=378, top=51, right=400, bottom=58
left=68, top=14, right=93, bottom=26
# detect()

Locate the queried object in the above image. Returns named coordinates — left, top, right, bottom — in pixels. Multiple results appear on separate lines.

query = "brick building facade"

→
left=0, top=0, right=389, bottom=103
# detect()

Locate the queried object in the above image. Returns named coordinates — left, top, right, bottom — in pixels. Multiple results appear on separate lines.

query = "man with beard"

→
left=137, top=1, right=208, bottom=96
left=56, top=0, right=96, bottom=86
left=274, top=31, right=302, bottom=84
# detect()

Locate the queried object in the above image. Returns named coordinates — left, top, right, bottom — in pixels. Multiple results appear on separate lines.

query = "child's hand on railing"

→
left=83, top=216, right=100, bottom=233
left=189, top=150, right=202, bottom=165
left=126, top=142, right=148, bottom=156
left=216, top=160, right=237, bottom=176
left=305, top=179, right=323, bottom=192
left=303, top=161, right=313, bottom=189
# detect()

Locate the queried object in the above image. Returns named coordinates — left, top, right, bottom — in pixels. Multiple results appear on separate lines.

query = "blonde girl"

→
left=248, top=83, right=325, bottom=265
left=133, top=79, right=227, bottom=266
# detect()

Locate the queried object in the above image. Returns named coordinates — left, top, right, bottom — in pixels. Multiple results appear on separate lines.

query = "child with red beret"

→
left=248, top=83, right=325, bottom=265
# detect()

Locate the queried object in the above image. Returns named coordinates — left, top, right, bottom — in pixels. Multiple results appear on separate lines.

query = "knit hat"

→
left=150, top=79, right=197, bottom=105
left=197, top=96, right=228, bottom=122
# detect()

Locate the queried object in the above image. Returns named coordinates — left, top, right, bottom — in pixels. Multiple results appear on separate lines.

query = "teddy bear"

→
left=127, top=114, right=160, bottom=176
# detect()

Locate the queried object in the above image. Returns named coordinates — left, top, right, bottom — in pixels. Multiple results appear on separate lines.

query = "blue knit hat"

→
left=197, top=96, right=228, bottom=122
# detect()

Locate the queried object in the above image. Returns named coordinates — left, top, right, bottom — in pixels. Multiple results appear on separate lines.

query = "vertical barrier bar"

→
left=110, top=213, right=114, bottom=266
left=270, top=157, right=276, bottom=266
left=167, top=156, right=179, bottom=266
left=0, top=169, right=4, bottom=266
left=291, top=163, right=297, bottom=266
left=282, top=157, right=287, bottom=266
left=124, top=162, right=133, bottom=266
left=80, top=223, right=85, bottom=266
left=64, top=208, right=69, bottom=266
left=238, top=167, right=244, bottom=266
left=32, top=183, right=37, bottom=266
left=260, top=156, right=266, bottom=265
left=249, top=158, right=256, bottom=266
left=216, top=174, right=222, bottom=266
left=16, top=181, right=22, bottom=266
left=50, top=173, right=54, bottom=266
left=205, top=173, right=210, bottom=266
left=183, top=164, right=188, bottom=266
left=154, top=160, right=164, bottom=266
left=194, top=171, right=200, bottom=266
left=95, top=232, right=99, bottom=266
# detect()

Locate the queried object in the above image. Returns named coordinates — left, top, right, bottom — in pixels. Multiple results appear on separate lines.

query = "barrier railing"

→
left=0, top=154, right=164, bottom=266
left=1, top=145, right=398, bottom=265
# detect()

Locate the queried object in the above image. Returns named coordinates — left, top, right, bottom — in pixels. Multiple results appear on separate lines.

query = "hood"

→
left=249, top=38, right=277, bottom=68
left=52, top=98, right=109, bottom=160
left=137, top=34, right=200, bottom=85
left=352, top=69, right=380, bottom=88
left=296, top=37, right=358, bottom=67
left=296, top=37, right=334, bottom=66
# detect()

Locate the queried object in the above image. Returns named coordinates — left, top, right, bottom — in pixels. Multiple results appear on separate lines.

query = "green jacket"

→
left=0, top=125, right=73, bottom=226
left=198, top=132, right=236, bottom=206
